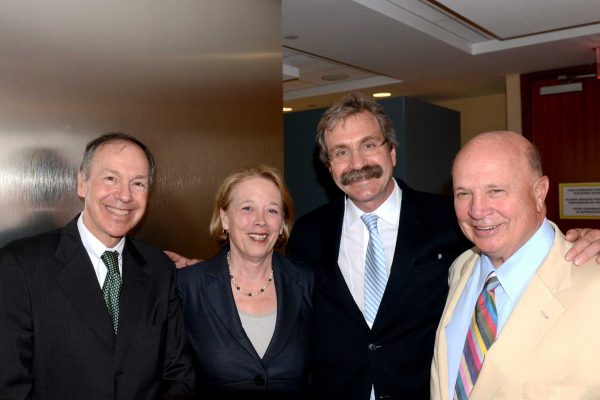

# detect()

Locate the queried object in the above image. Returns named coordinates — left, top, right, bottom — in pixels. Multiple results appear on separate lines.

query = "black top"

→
left=177, top=248, right=314, bottom=400
left=0, top=216, right=195, bottom=400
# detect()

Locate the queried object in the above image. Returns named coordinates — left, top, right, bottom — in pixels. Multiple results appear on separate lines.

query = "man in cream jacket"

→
left=430, top=131, right=600, bottom=400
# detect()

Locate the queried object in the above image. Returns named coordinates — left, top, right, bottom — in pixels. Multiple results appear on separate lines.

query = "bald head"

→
left=452, top=131, right=549, bottom=267
left=453, top=131, right=543, bottom=179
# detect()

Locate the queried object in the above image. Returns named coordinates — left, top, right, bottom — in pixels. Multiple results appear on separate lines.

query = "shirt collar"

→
left=77, top=213, right=126, bottom=259
left=345, top=179, right=401, bottom=227
left=480, top=218, right=554, bottom=301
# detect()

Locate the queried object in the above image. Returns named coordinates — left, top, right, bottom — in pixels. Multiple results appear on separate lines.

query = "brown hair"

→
left=209, top=164, right=295, bottom=248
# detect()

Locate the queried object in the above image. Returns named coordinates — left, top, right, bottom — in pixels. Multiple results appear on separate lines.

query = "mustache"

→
left=340, top=165, right=384, bottom=186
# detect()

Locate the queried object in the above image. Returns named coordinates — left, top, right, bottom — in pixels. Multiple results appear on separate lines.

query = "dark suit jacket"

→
left=287, top=179, right=470, bottom=400
left=177, top=249, right=313, bottom=400
left=0, top=217, right=195, bottom=400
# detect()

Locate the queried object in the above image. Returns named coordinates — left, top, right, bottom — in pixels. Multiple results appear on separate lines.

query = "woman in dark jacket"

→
left=177, top=164, right=313, bottom=400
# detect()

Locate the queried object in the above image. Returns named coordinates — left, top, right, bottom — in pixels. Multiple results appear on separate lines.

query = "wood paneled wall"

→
left=522, top=65, right=600, bottom=232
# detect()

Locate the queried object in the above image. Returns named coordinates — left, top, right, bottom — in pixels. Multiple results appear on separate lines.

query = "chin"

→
left=105, top=224, right=133, bottom=237
left=475, top=242, right=503, bottom=256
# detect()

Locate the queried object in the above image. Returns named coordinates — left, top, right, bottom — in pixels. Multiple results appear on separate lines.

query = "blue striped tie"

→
left=361, top=213, right=387, bottom=324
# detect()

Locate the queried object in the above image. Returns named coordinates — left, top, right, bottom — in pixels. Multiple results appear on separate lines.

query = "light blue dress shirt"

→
left=445, top=218, right=554, bottom=399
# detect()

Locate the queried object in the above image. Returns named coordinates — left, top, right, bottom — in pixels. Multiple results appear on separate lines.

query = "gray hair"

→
left=80, top=132, right=156, bottom=186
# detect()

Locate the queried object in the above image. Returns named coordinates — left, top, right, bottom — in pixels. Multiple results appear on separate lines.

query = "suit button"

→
left=368, top=343, right=381, bottom=351
left=254, top=374, right=266, bottom=386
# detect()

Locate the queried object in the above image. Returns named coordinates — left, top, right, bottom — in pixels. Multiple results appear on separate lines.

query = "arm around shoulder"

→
left=158, top=264, right=195, bottom=399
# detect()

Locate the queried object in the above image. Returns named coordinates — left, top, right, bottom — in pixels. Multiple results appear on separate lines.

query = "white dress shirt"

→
left=77, top=213, right=125, bottom=288
left=338, top=180, right=401, bottom=328
left=338, top=181, right=401, bottom=400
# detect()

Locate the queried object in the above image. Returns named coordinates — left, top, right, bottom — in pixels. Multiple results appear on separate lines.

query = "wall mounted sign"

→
left=559, top=183, right=600, bottom=219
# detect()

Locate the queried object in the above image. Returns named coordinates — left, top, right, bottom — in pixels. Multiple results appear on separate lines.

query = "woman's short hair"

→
left=209, top=164, right=295, bottom=249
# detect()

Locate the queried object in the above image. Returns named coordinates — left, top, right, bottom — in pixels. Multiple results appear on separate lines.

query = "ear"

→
left=219, top=208, right=229, bottom=230
left=77, top=171, right=86, bottom=198
left=533, top=176, right=549, bottom=213
left=390, top=145, right=397, bottom=167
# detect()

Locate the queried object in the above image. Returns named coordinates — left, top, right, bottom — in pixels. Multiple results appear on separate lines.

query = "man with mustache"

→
left=286, top=92, right=600, bottom=400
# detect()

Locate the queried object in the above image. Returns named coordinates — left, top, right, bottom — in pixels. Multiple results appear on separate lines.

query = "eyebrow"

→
left=103, top=168, right=148, bottom=180
left=330, top=135, right=384, bottom=150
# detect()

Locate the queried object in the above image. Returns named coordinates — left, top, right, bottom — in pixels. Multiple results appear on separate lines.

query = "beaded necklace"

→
left=227, top=252, right=273, bottom=297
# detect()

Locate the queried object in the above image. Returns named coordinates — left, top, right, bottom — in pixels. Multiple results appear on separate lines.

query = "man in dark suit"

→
left=287, top=93, right=600, bottom=400
left=0, top=133, right=194, bottom=399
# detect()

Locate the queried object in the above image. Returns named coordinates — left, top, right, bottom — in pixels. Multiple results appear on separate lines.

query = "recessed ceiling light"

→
left=283, top=107, right=293, bottom=112
left=322, top=74, right=349, bottom=82
left=373, top=92, right=391, bottom=98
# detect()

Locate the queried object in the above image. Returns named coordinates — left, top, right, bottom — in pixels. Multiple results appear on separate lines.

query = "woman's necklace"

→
left=227, top=252, right=273, bottom=297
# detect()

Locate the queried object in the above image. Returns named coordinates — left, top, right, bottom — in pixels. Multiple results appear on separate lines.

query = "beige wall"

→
left=432, top=93, right=507, bottom=144
left=505, top=74, right=523, bottom=134
left=0, top=1, right=282, bottom=258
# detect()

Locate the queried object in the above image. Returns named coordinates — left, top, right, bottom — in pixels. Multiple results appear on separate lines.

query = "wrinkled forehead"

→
left=325, top=112, right=383, bottom=142
left=90, top=141, right=150, bottom=172
left=453, top=140, right=534, bottom=185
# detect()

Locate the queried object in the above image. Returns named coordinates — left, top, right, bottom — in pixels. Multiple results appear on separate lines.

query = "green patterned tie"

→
left=101, top=250, right=122, bottom=334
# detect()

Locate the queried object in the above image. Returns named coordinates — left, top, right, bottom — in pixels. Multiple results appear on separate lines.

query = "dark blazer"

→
left=287, top=179, right=470, bottom=400
left=177, top=249, right=313, bottom=400
left=0, top=217, right=194, bottom=400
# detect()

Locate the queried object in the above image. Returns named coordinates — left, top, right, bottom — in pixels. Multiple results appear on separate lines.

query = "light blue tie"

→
left=361, top=213, right=387, bottom=324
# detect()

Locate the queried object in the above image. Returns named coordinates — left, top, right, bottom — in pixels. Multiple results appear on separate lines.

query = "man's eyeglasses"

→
left=328, top=138, right=388, bottom=163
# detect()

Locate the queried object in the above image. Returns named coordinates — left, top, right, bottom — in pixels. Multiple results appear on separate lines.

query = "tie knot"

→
left=101, top=250, right=119, bottom=273
left=484, top=272, right=500, bottom=292
left=361, top=213, right=379, bottom=233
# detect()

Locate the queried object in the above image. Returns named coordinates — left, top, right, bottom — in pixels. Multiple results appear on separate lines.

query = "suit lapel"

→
left=262, top=254, right=304, bottom=363
left=203, top=252, right=259, bottom=360
left=115, top=239, right=154, bottom=365
left=55, top=218, right=116, bottom=350
left=323, top=198, right=369, bottom=328
left=374, top=182, right=427, bottom=329
left=471, top=228, right=570, bottom=400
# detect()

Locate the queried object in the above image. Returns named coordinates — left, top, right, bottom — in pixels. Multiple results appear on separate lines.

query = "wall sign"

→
left=559, top=183, right=600, bottom=219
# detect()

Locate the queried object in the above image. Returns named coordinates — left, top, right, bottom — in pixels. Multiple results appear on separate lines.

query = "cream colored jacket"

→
left=430, top=222, right=600, bottom=400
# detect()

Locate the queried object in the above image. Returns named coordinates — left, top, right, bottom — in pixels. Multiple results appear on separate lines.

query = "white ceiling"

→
left=1, top=0, right=599, bottom=113
left=283, top=0, right=600, bottom=110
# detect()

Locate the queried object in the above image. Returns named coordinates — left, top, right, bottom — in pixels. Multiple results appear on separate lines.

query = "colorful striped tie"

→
left=454, top=272, right=500, bottom=399
left=361, top=213, right=387, bottom=325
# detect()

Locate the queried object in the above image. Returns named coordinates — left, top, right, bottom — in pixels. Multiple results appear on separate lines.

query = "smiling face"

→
left=452, top=132, right=549, bottom=267
left=326, top=111, right=397, bottom=212
left=219, top=177, right=284, bottom=263
left=77, top=141, right=150, bottom=247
